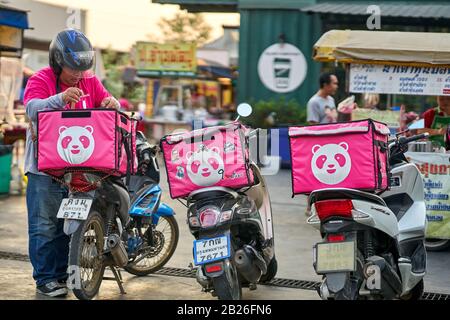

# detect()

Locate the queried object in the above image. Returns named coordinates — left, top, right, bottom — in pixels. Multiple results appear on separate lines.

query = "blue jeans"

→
left=26, top=173, right=69, bottom=287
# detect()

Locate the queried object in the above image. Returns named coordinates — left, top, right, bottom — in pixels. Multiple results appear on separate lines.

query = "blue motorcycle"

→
left=124, top=131, right=179, bottom=276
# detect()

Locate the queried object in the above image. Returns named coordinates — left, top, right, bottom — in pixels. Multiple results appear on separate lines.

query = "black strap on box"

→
left=374, top=140, right=388, bottom=153
left=118, top=127, right=132, bottom=188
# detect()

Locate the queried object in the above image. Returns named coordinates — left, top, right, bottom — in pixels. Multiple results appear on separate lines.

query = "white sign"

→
left=257, top=43, right=307, bottom=93
left=406, top=152, right=450, bottom=239
left=57, top=198, right=93, bottom=220
left=349, top=64, right=450, bottom=96
left=194, top=235, right=230, bottom=265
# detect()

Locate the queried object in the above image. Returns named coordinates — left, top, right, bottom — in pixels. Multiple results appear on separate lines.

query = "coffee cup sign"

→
left=258, top=43, right=307, bottom=93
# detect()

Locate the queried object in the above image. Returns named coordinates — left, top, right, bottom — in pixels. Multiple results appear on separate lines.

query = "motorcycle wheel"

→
left=212, top=260, right=242, bottom=300
left=68, top=211, right=106, bottom=300
left=125, top=215, right=179, bottom=276
left=425, top=238, right=450, bottom=252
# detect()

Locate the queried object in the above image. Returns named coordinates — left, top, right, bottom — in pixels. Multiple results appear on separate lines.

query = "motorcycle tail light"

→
left=199, top=207, right=220, bottom=227
left=327, top=234, right=345, bottom=242
left=315, top=199, right=353, bottom=221
left=205, top=264, right=222, bottom=273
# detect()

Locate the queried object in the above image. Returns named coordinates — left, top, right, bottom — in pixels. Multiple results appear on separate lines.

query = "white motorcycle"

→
left=307, top=132, right=429, bottom=300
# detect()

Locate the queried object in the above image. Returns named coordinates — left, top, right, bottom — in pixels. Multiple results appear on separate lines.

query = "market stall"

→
left=131, top=42, right=235, bottom=141
left=313, top=30, right=450, bottom=249
left=0, top=4, right=30, bottom=195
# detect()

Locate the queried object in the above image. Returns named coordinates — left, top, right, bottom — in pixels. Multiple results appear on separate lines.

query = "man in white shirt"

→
left=307, top=72, right=339, bottom=124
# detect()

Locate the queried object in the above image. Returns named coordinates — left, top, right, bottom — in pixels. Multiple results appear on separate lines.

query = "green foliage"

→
left=242, top=98, right=306, bottom=129
left=124, top=83, right=145, bottom=107
left=101, top=47, right=144, bottom=105
left=102, top=47, right=126, bottom=98
left=156, top=11, right=212, bottom=46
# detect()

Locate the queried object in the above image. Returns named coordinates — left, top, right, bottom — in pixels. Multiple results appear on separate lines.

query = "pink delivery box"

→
left=37, top=108, right=137, bottom=177
left=289, top=119, right=390, bottom=195
left=160, top=122, right=254, bottom=199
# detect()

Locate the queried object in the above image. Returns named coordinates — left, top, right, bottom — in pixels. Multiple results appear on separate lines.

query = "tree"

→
left=155, top=11, right=212, bottom=46
left=101, top=47, right=144, bottom=106
left=102, top=47, right=126, bottom=99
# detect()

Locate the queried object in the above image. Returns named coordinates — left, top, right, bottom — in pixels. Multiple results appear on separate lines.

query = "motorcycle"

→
left=307, top=132, right=429, bottom=300
left=185, top=103, right=277, bottom=300
left=124, top=131, right=179, bottom=276
left=59, top=129, right=178, bottom=300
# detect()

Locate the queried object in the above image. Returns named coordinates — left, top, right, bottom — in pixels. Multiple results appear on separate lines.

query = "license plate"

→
left=57, top=198, right=93, bottom=220
left=193, top=235, right=230, bottom=265
left=314, top=241, right=356, bottom=274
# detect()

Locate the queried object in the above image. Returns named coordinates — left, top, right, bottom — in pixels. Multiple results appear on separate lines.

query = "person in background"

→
left=399, top=104, right=419, bottom=133
left=422, top=95, right=450, bottom=129
left=363, top=93, right=380, bottom=110
left=118, top=97, right=132, bottom=112
left=307, top=72, right=338, bottom=124
left=413, top=96, right=450, bottom=147
left=20, top=67, right=35, bottom=104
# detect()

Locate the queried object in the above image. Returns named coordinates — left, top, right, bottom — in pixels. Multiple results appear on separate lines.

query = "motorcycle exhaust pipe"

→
left=107, top=234, right=128, bottom=267
left=234, top=245, right=267, bottom=283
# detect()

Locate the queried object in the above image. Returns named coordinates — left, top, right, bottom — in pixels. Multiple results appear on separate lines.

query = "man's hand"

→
left=101, top=97, right=120, bottom=109
left=62, top=87, right=83, bottom=105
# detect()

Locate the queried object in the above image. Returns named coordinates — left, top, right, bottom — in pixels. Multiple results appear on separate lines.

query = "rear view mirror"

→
left=237, top=103, right=253, bottom=118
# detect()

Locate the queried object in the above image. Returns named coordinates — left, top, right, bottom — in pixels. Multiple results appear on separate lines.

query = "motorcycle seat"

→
left=309, top=188, right=387, bottom=207
left=130, top=182, right=157, bottom=204
left=128, top=175, right=157, bottom=201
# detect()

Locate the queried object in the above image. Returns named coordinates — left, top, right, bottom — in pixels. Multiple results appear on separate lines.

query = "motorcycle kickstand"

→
left=249, top=283, right=257, bottom=291
left=109, top=265, right=126, bottom=294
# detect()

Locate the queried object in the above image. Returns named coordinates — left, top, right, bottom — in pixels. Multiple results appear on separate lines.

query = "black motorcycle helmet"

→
left=49, top=29, right=94, bottom=76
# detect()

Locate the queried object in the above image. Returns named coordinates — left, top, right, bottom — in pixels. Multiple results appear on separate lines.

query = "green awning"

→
left=302, top=2, right=450, bottom=20
left=238, top=0, right=314, bottom=9
left=152, top=0, right=237, bottom=12
left=153, top=0, right=315, bottom=11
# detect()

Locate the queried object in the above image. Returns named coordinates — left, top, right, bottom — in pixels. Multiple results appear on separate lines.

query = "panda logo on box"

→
left=311, top=142, right=351, bottom=185
left=186, top=145, right=224, bottom=186
left=57, top=125, right=95, bottom=164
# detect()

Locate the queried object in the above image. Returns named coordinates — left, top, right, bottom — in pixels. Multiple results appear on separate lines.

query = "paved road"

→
left=0, top=168, right=449, bottom=299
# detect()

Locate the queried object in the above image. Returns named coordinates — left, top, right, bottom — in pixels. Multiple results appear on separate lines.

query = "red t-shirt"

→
left=24, top=66, right=110, bottom=109
left=422, top=107, right=444, bottom=128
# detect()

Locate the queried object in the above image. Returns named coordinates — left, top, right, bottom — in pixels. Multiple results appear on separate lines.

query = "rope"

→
left=49, top=168, right=112, bottom=193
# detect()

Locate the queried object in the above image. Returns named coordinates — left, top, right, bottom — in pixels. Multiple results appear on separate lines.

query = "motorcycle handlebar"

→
left=121, top=111, right=142, bottom=121
left=398, top=132, right=429, bottom=145
left=142, top=151, right=151, bottom=164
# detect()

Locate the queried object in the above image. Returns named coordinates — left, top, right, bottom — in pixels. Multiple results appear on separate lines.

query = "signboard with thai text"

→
left=135, top=42, right=196, bottom=77
left=406, top=152, right=450, bottom=239
left=349, top=64, right=450, bottom=96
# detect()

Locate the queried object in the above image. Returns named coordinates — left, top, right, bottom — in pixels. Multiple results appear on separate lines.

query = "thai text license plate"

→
left=193, top=235, right=230, bottom=265
left=315, top=241, right=356, bottom=274
left=57, top=198, right=93, bottom=220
